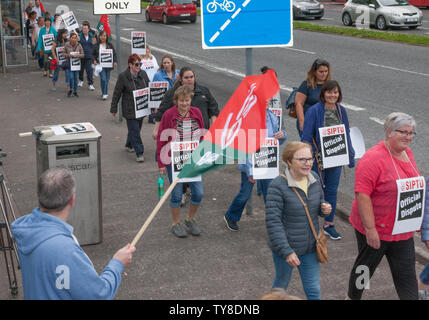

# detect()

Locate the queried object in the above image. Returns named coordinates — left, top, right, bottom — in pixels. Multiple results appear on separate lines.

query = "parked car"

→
left=341, top=0, right=423, bottom=30
left=293, top=0, right=325, bottom=20
left=145, top=0, right=197, bottom=24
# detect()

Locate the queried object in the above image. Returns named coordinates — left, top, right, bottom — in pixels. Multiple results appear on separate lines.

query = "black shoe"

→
left=224, top=216, right=239, bottom=231
left=73, top=92, right=79, bottom=97
left=67, top=90, right=72, bottom=97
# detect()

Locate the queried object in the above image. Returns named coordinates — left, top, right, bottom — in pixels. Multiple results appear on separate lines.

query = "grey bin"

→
left=34, top=124, right=102, bottom=246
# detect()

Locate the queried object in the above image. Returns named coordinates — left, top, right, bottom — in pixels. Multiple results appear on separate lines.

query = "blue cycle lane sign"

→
left=201, top=0, right=293, bottom=49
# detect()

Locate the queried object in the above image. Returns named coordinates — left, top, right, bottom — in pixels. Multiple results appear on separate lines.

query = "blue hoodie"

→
left=12, top=208, right=124, bottom=300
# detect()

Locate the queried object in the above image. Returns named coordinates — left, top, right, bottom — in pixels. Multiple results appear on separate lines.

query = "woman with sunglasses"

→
left=295, top=59, right=331, bottom=137
left=111, top=54, right=150, bottom=162
left=347, top=112, right=422, bottom=300
left=301, top=80, right=355, bottom=241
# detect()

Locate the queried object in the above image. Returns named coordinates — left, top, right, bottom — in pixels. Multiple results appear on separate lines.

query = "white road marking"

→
left=123, top=28, right=136, bottom=31
left=369, top=62, right=429, bottom=78
left=284, top=47, right=316, bottom=55
left=126, top=18, right=144, bottom=22
left=161, top=24, right=182, bottom=29
left=323, top=18, right=334, bottom=20
left=114, top=34, right=366, bottom=112
left=369, top=117, right=384, bottom=125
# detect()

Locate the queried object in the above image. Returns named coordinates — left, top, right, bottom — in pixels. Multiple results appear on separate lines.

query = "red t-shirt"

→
left=349, top=141, right=421, bottom=241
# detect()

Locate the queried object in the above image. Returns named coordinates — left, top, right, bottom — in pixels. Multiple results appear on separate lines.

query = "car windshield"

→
left=378, top=0, right=409, bottom=6
left=172, top=0, right=193, bottom=4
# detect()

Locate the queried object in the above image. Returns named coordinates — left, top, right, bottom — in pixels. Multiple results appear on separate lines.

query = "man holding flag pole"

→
left=131, top=69, right=280, bottom=246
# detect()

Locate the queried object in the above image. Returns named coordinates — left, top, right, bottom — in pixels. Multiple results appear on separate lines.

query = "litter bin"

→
left=34, top=123, right=102, bottom=245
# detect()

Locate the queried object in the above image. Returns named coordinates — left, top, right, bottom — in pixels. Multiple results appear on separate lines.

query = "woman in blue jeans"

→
left=51, top=28, right=69, bottom=92
left=266, top=142, right=331, bottom=300
left=64, top=32, right=84, bottom=97
left=92, top=31, right=118, bottom=100
left=301, top=80, right=355, bottom=240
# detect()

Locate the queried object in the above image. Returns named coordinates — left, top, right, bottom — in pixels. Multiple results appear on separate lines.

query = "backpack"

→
left=285, top=87, right=298, bottom=118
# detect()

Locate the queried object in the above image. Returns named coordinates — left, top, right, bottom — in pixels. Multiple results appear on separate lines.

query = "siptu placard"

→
left=94, top=0, right=142, bottom=15
left=201, top=0, right=292, bottom=49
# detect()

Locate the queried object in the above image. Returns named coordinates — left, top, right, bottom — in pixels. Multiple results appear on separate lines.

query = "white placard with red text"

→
left=171, top=141, right=201, bottom=183
left=318, top=124, right=349, bottom=169
left=61, top=11, right=79, bottom=32
left=392, top=176, right=426, bottom=235
left=100, top=49, right=113, bottom=68
left=133, top=87, right=150, bottom=119
left=269, top=107, right=282, bottom=131
left=131, top=31, right=146, bottom=55
left=149, top=81, right=169, bottom=109
left=252, top=138, right=279, bottom=180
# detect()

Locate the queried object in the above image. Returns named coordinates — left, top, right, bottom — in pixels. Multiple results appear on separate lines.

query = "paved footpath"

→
left=0, top=63, right=427, bottom=301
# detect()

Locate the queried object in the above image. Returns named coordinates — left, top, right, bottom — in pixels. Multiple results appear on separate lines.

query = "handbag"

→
left=285, top=87, right=298, bottom=118
left=50, top=58, right=58, bottom=70
left=280, top=174, right=328, bottom=263
left=60, top=59, right=70, bottom=70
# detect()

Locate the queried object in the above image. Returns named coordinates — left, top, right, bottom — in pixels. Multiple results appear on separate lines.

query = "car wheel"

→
left=145, top=11, right=152, bottom=22
left=409, top=26, right=418, bottom=29
left=190, top=17, right=196, bottom=23
left=314, top=16, right=322, bottom=20
left=376, top=15, right=387, bottom=30
left=342, top=12, right=352, bottom=26
left=162, top=14, right=169, bottom=25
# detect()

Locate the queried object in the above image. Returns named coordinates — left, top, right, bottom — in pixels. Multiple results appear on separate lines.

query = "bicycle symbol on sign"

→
left=206, top=0, right=236, bottom=13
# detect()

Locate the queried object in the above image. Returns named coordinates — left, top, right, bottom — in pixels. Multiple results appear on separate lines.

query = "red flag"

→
left=40, top=0, right=46, bottom=13
left=97, top=15, right=112, bottom=39
left=179, top=69, right=280, bottom=178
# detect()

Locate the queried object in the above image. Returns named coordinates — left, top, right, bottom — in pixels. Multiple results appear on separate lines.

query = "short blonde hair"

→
left=282, top=141, right=313, bottom=165
left=173, top=85, right=194, bottom=103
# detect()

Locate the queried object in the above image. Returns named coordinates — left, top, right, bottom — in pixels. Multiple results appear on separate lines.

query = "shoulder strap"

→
left=279, top=174, right=319, bottom=241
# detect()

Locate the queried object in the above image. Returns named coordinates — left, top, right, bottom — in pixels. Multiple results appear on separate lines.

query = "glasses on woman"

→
left=134, top=62, right=142, bottom=67
left=293, top=157, right=314, bottom=164
left=395, top=129, right=416, bottom=137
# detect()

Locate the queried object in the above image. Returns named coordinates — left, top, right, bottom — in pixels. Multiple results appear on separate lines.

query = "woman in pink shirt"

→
left=347, top=112, right=422, bottom=300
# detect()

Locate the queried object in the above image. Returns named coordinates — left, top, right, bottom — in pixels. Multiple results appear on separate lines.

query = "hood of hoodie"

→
left=12, top=208, right=74, bottom=255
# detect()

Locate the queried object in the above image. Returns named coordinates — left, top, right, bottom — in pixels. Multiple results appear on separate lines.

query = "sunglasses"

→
left=133, top=62, right=142, bottom=67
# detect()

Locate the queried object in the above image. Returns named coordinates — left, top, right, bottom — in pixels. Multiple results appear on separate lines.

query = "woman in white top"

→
left=31, top=16, right=44, bottom=70
left=140, top=45, right=159, bottom=123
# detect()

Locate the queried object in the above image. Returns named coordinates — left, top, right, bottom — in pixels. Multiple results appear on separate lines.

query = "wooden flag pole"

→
left=130, top=176, right=180, bottom=247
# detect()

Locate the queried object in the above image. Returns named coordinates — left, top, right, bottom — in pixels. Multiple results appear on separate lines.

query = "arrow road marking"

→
left=209, top=0, right=252, bottom=43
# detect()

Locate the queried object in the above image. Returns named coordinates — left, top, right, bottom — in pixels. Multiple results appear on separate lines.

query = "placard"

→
left=70, top=53, right=81, bottom=71
left=42, top=34, right=54, bottom=51
left=252, top=138, right=279, bottom=180
left=269, top=107, right=282, bottom=131
left=350, top=127, right=365, bottom=159
left=171, top=141, right=201, bottom=183
left=100, top=49, right=113, bottom=68
left=392, top=177, right=426, bottom=235
left=133, top=87, right=150, bottom=119
left=50, top=122, right=95, bottom=136
left=61, top=11, right=79, bottom=32
left=149, top=81, right=169, bottom=109
left=56, top=46, right=66, bottom=65
left=267, top=92, right=281, bottom=108
left=318, top=124, right=349, bottom=169
left=131, top=31, right=146, bottom=55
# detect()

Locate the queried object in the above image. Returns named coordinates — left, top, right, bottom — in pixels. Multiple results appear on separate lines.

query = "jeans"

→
left=225, top=171, right=272, bottom=222
left=43, top=52, right=53, bottom=73
left=348, top=229, right=418, bottom=300
left=312, top=162, right=342, bottom=223
left=100, top=69, right=111, bottom=95
left=36, top=50, right=44, bottom=69
left=79, top=58, right=93, bottom=85
left=166, top=165, right=204, bottom=208
left=272, top=251, right=321, bottom=300
left=67, top=70, right=79, bottom=93
left=52, top=66, right=70, bottom=85
left=125, top=118, right=144, bottom=156
left=420, top=263, right=429, bottom=285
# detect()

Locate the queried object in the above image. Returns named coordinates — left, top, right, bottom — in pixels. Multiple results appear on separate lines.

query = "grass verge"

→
left=293, top=21, right=429, bottom=47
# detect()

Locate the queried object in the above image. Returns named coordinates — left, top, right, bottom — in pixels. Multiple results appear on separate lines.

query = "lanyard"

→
left=385, top=141, right=420, bottom=180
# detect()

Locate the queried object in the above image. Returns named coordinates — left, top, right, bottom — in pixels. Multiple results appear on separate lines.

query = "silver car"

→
left=341, top=0, right=423, bottom=30
left=293, top=0, right=324, bottom=20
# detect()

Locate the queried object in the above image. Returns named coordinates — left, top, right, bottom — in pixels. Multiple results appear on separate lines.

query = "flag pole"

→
left=130, top=177, right=180, bottom=247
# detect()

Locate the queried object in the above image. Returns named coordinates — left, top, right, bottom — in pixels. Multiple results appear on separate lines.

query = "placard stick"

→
left=130, top=176, right=180, bottom=247
left=18, top=129, right=53, bottom=137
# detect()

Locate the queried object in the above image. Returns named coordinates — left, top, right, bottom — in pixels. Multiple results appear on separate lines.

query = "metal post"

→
left=115, top=15, right=123, bottom=122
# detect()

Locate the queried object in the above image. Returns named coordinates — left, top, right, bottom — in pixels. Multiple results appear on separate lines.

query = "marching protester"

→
left=33, top=0, right=42, bottom=19
left=152, top=53, right=180, bottom=88
left=36, top=12, right=57, bottom=77
left=51, top=28, right=69, bottom=92
left=156, top=85, right=205, bottom=238
left=64, top=31, right=84, bottom=97
left=92, top=30, right=117, bottom=100
left=265, top=141, right=331, bottom=300
left=78, top=21, right=96, bottom=91
left=347, top=112, right=421, bottom=300
left=140, top=45, right=159, bottom=123
left=32, top=16, right=44, bottom=67
left=419, top=178, right=429, bottom=300
left=111, top=54, right=150, bottom=163
left=295, top=59, right=331, bottom=137
left=301, top=80, right=355, bottom=240
left=11, top=168, right=136, bottom=300
left=25, top=11, right=37, bottom=55
left=224, top=80, right=287, bottom=231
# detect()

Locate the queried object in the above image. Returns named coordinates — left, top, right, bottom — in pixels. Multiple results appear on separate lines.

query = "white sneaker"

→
left=89, top=85, right=95, bottom=91
left=78, top=81, right=83, bottom=87
left=102, top=94, right=108, bottom=100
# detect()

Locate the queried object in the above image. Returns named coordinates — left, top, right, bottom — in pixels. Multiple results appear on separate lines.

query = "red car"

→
left=145, top=0, right=197, bottom=24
